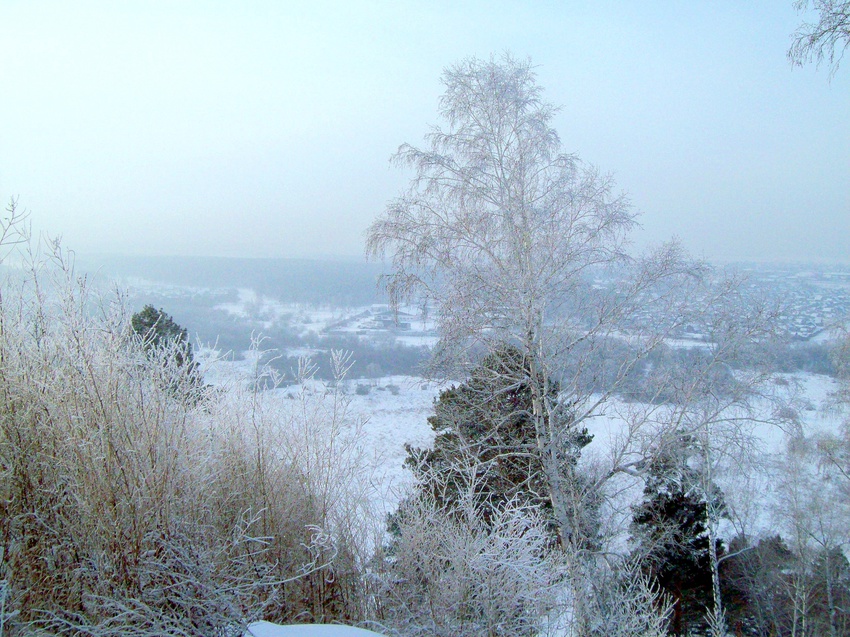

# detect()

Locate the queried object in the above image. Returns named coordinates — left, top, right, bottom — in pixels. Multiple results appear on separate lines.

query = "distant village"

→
left=745, top=264, right=850, bottom=340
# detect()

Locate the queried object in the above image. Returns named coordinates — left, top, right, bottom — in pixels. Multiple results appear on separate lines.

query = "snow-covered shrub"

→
left=0, top=226, right=377, bottom=634
left=378, top=489, right=565, bottom=637
left=572, top=559, right=672, bottom=637
left=205, top=351, right=380, bottom=625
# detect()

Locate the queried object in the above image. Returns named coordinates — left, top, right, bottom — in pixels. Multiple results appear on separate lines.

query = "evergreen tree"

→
left=630, top=434, right=726, bottom=635
left=131, top=305, right=204, bottom=398
left=402, top=345, right=596, bottom=545
left=131, top=305, right=194, bottom=366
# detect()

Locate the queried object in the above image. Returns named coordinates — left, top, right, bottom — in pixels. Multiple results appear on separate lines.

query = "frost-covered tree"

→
left=772, top=433, right=850, bottom=637
left=131, top=304, right=205, bottom=398
left=381, top=491, right=565, bottom=637
left=367, top=53, right=702, bottom=552
left=789, top=0, right=850, bottom=77
left=818, top=330, right=850, bottom=497
left=368, top=55, right=782, bottom=637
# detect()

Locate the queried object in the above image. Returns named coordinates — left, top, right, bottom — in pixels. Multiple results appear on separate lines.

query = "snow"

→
left=215, top=288, right=259, bottom=319
left=245, top=621, right=385, bottom=636
left=203, top=347, right=847, bottom=549
left=212, top=287, right=438, bottom=345
left=196, top=347, right=263, bottom=386
left=284, top=347, right=325, bottom=358
left=343, top=376, right=440, bottom=513
left=215, top=289, right=366, bottom=333
left=579, top=373, right=846, bottom=545
left=664, top=337, right=711, bottom=349
left=394, top=334, right=440, bottom=347
left=199, top=348, right=441, bottom=514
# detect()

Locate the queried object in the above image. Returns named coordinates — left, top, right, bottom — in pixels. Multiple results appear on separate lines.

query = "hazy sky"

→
left=1, top=1, right=848, bottom=262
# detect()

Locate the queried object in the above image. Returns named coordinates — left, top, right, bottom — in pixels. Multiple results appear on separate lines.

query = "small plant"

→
left=355, top=383, right=371, bottom=395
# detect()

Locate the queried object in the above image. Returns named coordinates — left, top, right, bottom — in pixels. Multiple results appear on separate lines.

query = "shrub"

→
left=379, top=490, right=564, bottom=637
left=0, top=233, right=378, bottom=634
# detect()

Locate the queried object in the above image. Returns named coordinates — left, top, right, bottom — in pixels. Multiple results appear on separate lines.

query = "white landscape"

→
left=203, top=346, right=846, bottom=543
left=2, top=227, right=846, bottom=636
left=246, top=621, right=385, bottom=636
left=188, top=266, right=850, bottom=635
left=1, top=3, right=848, bottom=633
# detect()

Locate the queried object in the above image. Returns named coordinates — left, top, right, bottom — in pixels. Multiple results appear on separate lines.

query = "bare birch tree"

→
left=367, top=54, right=706, bottom=552
left=789, top=0, right=850, bottom=77
left=368, top=55, right=789, bottom=636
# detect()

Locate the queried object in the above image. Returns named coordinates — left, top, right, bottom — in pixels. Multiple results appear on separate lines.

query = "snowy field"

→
left=199, top=350, right=440, bottom=514
left=581, top=371, right=845, bottom=547
left=212, top=289, right=438, bottom=345
left=202, top=345, right=844, bottom=544
left=341, top=376, right=441, bottom=515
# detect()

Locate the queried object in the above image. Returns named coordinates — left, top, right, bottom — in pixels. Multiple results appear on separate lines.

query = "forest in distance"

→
left=0, top=25, right=848, bottom=637
left=93, top=252, right=845, bottom=383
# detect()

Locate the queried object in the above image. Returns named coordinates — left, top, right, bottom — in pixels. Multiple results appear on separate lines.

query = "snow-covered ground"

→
left=213, top=289, right=438, bottom=347
left=202, top=341, right=845, bottom=543
left=586, top=372, right=846, bottom=547
left=246, top=621, right=385, bottom=636
left=198, top=348, right=440, bottom=514
left=343, top=376, right=441, bottom=514
left=216, top=289, right=364, bottom=333
left=201, top=350, right=846, bottom=634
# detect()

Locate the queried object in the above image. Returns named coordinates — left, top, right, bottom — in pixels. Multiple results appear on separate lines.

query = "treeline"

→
left=267, top=334, right=430, bottom=382
left=84, top=254, right=386, bottom=306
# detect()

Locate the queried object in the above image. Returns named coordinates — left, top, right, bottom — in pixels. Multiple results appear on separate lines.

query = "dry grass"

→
left=0, top=231, right=379, bottom=635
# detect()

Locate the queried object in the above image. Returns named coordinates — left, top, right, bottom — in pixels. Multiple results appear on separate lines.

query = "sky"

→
left=0, top=0, right=848, bottom=263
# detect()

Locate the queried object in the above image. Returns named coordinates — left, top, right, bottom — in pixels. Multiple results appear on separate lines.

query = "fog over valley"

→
left=1, top=2, right=849, bottom=636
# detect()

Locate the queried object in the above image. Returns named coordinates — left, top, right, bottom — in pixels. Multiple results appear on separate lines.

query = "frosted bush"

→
left=0, top=220, right=378, bottom=635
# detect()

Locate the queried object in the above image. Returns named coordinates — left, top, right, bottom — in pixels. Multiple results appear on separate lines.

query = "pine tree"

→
left=131, top=305, right=194, bottom=366
left=630, top=434, right=726, bottom=635
left=131, top=305, right=204, bottom=399
left=402, top=345, right=595, bottom=544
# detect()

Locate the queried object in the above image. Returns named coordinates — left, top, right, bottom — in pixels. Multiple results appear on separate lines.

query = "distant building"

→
left=366, top=308, right=415, bottom=331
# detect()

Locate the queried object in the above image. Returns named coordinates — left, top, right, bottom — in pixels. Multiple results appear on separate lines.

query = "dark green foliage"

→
left=132, top=305, right=193, bottom=364
left=630, top=435, right=725, bottom=636
left=402, top=345, right=593, bottom=539
left=131, top=305, right=204, bottom=398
